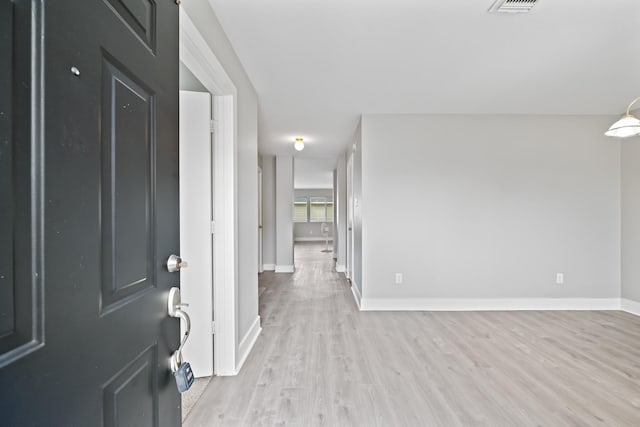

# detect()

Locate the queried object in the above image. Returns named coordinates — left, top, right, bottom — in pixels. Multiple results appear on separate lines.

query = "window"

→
left=309, top=197, right=333, bottom=222
left=293, top=197, right=308, bottom=222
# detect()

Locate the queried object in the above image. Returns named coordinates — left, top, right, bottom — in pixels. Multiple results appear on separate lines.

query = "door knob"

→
left=167, top=254, right=188, bottom=272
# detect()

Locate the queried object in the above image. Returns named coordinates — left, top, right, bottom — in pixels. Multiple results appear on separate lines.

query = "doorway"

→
left=178, top=8, right=239, bottom=420
left=346, top=152, right=354, bottom=281
left=258, top=167, right=264, bottom=273
left=179, top=65, right=214, bottom=419
left=179, top=67, right=214, bottom=374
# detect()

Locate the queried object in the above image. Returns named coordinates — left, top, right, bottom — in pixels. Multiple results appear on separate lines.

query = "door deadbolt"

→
left=167, top=254, right=188, bottom=272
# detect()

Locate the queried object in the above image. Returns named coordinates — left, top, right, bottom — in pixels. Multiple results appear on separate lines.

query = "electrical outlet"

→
left=556, top=273, right=564, bottom=285
left=395, top=273, right=403, bottom=285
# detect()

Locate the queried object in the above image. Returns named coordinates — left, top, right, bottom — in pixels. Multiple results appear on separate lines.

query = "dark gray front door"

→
left=0, top=0, right=181, bottom=425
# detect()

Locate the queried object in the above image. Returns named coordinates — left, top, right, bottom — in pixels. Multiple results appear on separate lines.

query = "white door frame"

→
left=258, top=167, right=264, bottom=273
left=180, top=9, right=238, bottom=376
left=346, top=152, right=354, bottom=281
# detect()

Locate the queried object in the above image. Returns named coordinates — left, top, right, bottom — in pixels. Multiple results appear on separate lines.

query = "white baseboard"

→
left=236, top=316, right=261, bottom=374
left=335, top=263, right=346, bottom=273
left=359, top=298, right=621, bottom=312
left=275, top=265, right=294, bottom=273
left=294, top=237, right=334, bottom=242
left=622, top=298, right=640, bottom=316
left=262, top=264, right=275, bottom=271
left=350, top=282, right=362, bottom=309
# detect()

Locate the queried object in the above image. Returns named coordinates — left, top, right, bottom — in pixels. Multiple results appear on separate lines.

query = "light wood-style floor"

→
left=184, top=243, right=640, bottom=426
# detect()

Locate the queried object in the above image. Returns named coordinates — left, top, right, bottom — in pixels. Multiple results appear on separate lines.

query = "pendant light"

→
left=294, top=137, right=304, bottom=151
left=605, top=96, right=640, bottom=138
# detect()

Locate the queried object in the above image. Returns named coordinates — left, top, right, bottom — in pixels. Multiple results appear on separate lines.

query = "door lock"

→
left=167, top=254, right=188, bottom=272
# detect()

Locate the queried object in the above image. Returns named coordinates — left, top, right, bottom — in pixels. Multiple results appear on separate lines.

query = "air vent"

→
left=489, top=0, right=538, bottom=13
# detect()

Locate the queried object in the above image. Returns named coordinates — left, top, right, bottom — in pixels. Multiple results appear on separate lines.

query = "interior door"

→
left=0, top=0, right=181, bottom=425
left=346, top=153, right=354, bottom=280
left=179, top=90, right=213, bottom=378
left=258, top=167, right=264, bottom=273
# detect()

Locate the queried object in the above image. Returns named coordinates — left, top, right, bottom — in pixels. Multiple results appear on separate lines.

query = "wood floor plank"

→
left=184, top=243, right=640, bottom=426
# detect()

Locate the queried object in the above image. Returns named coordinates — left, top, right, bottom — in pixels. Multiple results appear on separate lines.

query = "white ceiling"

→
left=209, top=0, right=640, bottom=159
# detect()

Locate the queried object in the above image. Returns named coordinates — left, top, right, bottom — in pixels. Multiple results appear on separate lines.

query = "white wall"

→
left=360, top=114, right=621, bottom=307
left=179, top=61, right=207, bottom=92
left=294, top=222, right=333, bottom=241
left=182, top=0, right=259, bottom=360
left=261, top=155, right=276, bottom=269
left=276, top=156, right=294, bottom=271
left=622, top=140, right=640, bottom=305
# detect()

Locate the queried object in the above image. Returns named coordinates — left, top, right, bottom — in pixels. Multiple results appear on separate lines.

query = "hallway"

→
left=184, top=243, right=640, bottom=426
left=184, top=242, right=355, bottom=426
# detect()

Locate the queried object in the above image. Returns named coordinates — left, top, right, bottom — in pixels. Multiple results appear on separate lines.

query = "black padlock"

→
left=174, top=361, right=194, bottom=393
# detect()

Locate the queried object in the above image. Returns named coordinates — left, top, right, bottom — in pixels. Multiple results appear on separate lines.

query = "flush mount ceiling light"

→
left=488, top=0, right=539, bottom=14
left=605, top=97, right=640, bottom=138
left=294, top=137, right=305, bottom=151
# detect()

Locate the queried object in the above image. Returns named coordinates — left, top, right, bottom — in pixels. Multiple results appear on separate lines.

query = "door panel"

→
left=100, top=55, right=156, bottom=312
left=0, top=0, right=181, bottom=425
left=0, top=0, right=45, bottom=368
left=0, top=0, right=13, bottom=344
left=103, top=344, right=159, bottom=427
left=104, top=0, right=157, bottom=51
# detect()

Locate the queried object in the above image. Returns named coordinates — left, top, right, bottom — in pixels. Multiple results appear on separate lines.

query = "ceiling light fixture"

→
left=606, top=97, right=640, bottom=138
left=294, top=137, right=305, bottom=151
left=488, top=0, right=538, bottom=14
